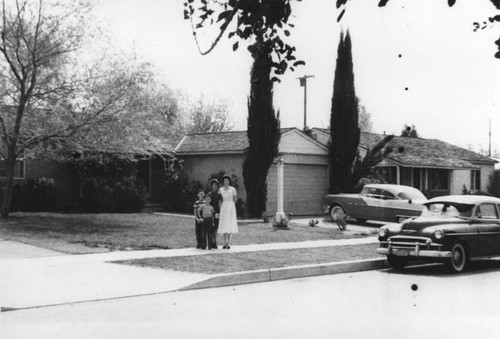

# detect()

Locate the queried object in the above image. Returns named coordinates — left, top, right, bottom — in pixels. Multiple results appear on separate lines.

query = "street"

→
left=3, top=260, right=500, bottom=339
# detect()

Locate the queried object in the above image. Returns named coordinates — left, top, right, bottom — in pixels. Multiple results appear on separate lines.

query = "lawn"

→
left=0, top=212, right=371, bottom=254
left=118, top=243, right=380, bottom=274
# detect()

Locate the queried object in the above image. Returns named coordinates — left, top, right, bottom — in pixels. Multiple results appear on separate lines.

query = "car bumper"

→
left=376, top=247, right=452, bottom=258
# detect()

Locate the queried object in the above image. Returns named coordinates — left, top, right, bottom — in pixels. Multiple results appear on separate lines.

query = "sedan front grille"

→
left=380, top=235, right=443, bottom=252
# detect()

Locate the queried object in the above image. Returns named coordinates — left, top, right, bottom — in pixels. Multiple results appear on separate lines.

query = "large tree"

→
left=242, top=37, right=280, bottom=217
left=0, top=1, right=176, bottom=218
left=184, top=0, right=302, bottom=217
left=329, top=31, right=360, bottom=194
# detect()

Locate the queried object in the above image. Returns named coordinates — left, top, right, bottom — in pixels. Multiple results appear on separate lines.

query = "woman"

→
left=217, top=175, right=238, bottom=249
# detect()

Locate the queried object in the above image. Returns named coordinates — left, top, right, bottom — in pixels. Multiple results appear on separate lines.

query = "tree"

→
left=187, top=98, right=234, bottom=133
left=336, top=0, right=500, bottom=58
left=242, top=37, right=281, bottom=217
left=0, top=1, right=178, bottom=218
left=184, top=0, right=299, bottom=217
left=329, top=31, right=360, bottom=194
left=0, top=0, right=90, bottom=218
left=358, top=101, right=373, bottom=133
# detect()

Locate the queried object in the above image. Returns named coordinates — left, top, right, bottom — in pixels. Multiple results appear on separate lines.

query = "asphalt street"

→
left=3, top=259, right=500, bottom=339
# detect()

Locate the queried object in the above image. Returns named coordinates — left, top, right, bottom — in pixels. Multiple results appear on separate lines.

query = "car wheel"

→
left=330, top=205, right=347, bottom=230
left=387, top=255, right=407, bottom=270
left=355, top=218, right=367, bottom=224
left=445, top=242, right=469, bottom=273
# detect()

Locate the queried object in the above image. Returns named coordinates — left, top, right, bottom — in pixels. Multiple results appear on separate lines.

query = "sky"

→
left=94, top=0, right=500, bottom=154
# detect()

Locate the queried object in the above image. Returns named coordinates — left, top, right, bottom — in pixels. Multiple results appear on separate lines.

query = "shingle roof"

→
left=314, top=128, right=496, bottom=169
left=175, top=130, right=249, bottom=154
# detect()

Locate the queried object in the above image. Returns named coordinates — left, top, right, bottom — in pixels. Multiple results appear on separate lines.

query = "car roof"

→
left=426, top=195, right=500, bottom=205
left=365, top=184, right=417, bottom=191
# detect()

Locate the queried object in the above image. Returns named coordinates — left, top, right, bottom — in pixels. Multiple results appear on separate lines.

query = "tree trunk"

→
left=1, top=148, right=16, bottom=218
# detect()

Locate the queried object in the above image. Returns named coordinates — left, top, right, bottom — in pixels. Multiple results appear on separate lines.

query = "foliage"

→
left=358, top=102, right=373, bottom=133
left=336, top=0, right=500, bottom=58
left=81, top=177, right=146, bottom=213
left=272, top=216, right=290, bottom=230
left=187, top=98, right=234, bottom=133
left=0, top=177, right=57, bottom=212
left=329, top=31, right=360, bottom=194
left=243, top=38, right=281, bottom=218
left=488, top=169, right=500, bottom=197
left=183, top=0, right=304, bottom=79
left=163, top=157, right=203, bottom=213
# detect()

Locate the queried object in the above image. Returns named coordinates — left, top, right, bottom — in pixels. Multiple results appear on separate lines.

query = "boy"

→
left=193, top=189, right=205, bottom=249
left=198, top=195, right=215, bottom=250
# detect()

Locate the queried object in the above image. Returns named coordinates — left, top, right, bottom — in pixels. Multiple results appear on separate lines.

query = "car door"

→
left=473, top=203, right=500, bottom=257
left=359, top=187, right=383, bottom=221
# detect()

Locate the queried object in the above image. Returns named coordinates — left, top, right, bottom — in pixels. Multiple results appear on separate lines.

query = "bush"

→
left=81, top=177, right=145, bottom=213
left=489, top=170, right=500, bottom=198
left=24, top=177, right=57, bottom=211
left=0, top=181, right=23, bottom=212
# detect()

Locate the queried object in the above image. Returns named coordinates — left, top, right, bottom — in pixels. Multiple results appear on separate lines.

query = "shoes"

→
left=196, top=245, right=201, bottom=249
left=222, top=245, right=227, bottom=249
left=227, top=245, right=230, bottom=249
left=212, top=245, right=218, bottom=249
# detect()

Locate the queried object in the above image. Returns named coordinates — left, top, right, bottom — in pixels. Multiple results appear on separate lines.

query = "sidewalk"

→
left=0, top=219, right=387, bottom=311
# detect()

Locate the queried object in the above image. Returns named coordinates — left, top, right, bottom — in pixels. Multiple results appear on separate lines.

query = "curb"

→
left=180, top=258, right=390, bottom=291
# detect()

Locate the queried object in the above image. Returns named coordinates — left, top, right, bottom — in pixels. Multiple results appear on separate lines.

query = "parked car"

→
left=376, top=195, right=500, bottom=273
left=323, top=184, right=427, bottom=224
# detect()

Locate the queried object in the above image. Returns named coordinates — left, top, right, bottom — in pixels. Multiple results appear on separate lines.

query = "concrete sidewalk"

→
left=0, top=219, right=387, bottom=311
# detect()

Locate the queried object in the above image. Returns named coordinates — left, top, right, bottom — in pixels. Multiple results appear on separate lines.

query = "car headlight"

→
left=433, top=230, right=444, bottom=240
left=378, top=228, right=387, bottom=238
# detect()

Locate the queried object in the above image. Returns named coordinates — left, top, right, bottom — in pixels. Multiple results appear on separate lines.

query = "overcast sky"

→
left=95, top=0, right=500, bottom=154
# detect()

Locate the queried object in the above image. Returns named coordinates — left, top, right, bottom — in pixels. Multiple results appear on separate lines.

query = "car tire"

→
left=445, top=242, right=469, bottom=273
left=387, top=255, right=407, bottom=270
left=330, top=205, right=347, bottom=230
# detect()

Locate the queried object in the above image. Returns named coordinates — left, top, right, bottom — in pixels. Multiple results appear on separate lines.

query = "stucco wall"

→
left=450, top=169, right=470, bottom=195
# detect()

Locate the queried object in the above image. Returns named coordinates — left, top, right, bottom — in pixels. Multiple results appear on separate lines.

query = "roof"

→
left=312, top=128, right=496, bottom=169
left=426, top=195, right=500, bottom=205
left=174, top=128, right=317, bottom=155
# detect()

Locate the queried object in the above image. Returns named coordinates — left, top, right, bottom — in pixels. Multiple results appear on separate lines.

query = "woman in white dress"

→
left=217, top=175, right=238, bottom=249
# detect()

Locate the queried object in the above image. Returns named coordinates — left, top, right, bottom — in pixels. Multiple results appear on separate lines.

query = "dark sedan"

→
left=376, top=195, right=500, bottom=273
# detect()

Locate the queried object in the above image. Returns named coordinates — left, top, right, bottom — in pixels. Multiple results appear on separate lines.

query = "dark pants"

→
left=195, top=220, right=203, bottom=248
left=212, top=217, right=219, bottom=247
left=203, top=217, right=215, bottom=249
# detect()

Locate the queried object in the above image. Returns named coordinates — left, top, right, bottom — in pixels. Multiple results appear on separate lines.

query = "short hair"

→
left=222, top=175, right=231, bottom=184
left=209, top=178, right=219, bottom=186
left=197, top=189, right=205, bottom=194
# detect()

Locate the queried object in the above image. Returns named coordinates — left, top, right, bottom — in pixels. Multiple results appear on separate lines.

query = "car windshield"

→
left=422, top=202, right=474, bottom=218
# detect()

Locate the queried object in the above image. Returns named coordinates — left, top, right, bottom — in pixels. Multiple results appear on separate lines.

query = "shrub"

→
left=0, top=181, right=23, bottom=212
left=81, top=177, right=145, bottom=213
left=489, top=170, right=500, bottom=198
left=24, top=177, right=57, bottom=211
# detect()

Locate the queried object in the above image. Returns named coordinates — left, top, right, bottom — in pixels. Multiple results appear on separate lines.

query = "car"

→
left=323, top=184, right=427, bottom=225
left=376, top=195, right=500, bottom=273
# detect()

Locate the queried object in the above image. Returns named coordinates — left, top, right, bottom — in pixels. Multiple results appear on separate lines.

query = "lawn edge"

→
left=179, top=258, right=389, bottom=291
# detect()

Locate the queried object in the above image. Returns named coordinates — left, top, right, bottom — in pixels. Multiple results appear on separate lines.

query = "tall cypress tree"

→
left=242, top=37, right=281, bottom=217
left=329, top=31, right=360, bottom=193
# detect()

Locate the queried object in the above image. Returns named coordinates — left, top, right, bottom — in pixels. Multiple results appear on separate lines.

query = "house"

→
left=174, top=128, right=329, bottom=215
left=311, top=128, right=497, bottom=197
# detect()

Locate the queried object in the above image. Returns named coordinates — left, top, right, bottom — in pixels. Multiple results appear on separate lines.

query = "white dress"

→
left=218, top=186, right=238, bottom=234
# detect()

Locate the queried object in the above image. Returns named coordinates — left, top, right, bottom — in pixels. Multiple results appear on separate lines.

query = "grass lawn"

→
left=0, top=212, right=373, bottom=254
left=118, top=243, right=380, bottom=274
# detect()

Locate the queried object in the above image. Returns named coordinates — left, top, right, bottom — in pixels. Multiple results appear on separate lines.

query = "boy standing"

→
left=198, top=195, right=215, bottom=250
left=193, top=189, right=205, bottom=249
left=208, top=179, right=222, bottom=248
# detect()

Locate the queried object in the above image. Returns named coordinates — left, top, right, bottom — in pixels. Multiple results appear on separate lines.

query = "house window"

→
left=376, top=166, right=397, bottom=184
left=471, top=170, right=481, bottom=191
left=428, top=168, right=449, bottom=191
left=0, top=160, right=25, bottom=179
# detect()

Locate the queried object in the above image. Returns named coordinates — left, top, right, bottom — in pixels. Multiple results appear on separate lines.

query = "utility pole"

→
left=489, top=117, right=492, bottom=157
left=297, top=75, right=314, bottom=130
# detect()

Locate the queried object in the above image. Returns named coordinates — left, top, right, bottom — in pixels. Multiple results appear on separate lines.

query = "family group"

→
left=193, top=175, right=238, bottom=250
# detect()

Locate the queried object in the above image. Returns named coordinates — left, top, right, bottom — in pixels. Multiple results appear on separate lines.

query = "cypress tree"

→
left=242, top=37, right=281, bottom=217
left=329, top=31, right=360, bottom=193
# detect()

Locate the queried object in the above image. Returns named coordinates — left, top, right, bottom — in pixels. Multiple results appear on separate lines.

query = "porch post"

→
left=275, top=156, right=286, bottom=222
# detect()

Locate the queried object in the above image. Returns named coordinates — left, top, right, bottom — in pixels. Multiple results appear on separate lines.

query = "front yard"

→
left=0, top=212, right=371, bottom=254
